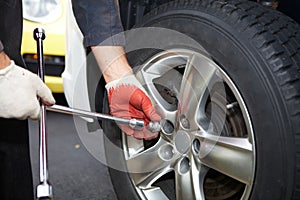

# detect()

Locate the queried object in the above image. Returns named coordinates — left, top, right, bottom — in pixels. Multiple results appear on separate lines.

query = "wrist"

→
left=103, top=66, right=133, bottom=83
left=0, top=51, right=11, bottom=70
left=105, top=74, right=145, bottom=93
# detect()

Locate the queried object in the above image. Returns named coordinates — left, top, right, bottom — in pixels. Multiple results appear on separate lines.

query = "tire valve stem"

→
left=226, top=102, right=238, bottom=110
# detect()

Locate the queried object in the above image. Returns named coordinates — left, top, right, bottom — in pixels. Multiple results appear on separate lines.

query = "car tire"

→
left=102, top=0, right=300, bottom=199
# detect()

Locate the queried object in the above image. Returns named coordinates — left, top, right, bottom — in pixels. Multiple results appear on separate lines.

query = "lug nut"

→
left=158, top=144, right=174, bottom=161
left=179, top=157, right=190, bottom=174
left=192, top=139, right=200, bottom=154
left=180, top=114, right=190, bottom=129
left=161, top=119, right=174, bottom=135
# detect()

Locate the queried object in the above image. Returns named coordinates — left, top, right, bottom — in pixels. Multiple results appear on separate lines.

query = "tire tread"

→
left=140, top=0, right=300, bottom=199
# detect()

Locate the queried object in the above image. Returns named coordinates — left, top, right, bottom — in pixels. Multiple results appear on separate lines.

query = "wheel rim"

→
left=122, top=49, right=255, bottom=200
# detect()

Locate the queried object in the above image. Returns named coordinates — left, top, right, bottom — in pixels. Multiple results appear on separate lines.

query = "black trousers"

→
left=0, top=119, right=34, bottom=200
left=0, top=0, right=34, bottom=199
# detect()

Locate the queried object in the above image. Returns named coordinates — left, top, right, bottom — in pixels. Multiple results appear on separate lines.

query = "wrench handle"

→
left=34, top=28, right=53, bottom=199
left=47, top=104, right=145, bottom=130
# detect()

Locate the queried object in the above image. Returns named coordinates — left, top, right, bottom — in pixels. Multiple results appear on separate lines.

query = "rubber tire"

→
left=102, top=0, right=300, bottom=199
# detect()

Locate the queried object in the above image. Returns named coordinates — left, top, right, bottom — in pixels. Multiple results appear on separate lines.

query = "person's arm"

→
left=71, top=0, right=161, bottom=140
left=91, top=46, right=161, bottom=140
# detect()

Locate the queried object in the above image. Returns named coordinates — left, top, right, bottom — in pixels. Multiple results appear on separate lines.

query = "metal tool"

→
left=147, top=120, right=162, bottom=133
left=33, top=27, right=161, bottom=199
left=34, top=28, right=53, bottom=200
left=46, top=104, right=145, bottom=130
left=46, top=105, right=161, bottom=132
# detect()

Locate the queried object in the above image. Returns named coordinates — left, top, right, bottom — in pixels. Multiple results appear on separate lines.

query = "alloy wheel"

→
left=122, top=49, right=255, bottom=200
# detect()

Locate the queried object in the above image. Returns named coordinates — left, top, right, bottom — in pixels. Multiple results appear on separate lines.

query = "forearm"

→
left=91, top=46, right=132, bottom=83
left=71, top=0, right=128, bottom=82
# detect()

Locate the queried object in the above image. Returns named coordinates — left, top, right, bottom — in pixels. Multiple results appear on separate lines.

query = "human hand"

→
left=106, top=74, right=161, bottom=140
left=0, top=61, right=55, bottom=120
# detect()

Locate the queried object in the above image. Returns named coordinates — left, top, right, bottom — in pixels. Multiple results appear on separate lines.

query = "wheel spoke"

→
left=179, top=54, right=219, bottom=129
left=124, top=135, right=145, bottom=158
left=143, top=187, right=170, bottom=200
left=196, top=131, right=254, bottom=185
left=137, top=54, right=185, bottom=122
left=175, top=156, right=208, bottom=200
left=127, top=138, right=179, bottom=188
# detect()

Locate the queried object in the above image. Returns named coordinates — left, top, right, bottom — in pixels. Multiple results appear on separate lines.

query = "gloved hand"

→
left=0, top=60, right=55, bottom=120
left=106, top=74, right=161, bottom=140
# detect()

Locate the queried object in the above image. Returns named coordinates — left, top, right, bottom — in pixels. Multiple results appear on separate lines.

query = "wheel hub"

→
left=174, top=130, right=191, bottom=154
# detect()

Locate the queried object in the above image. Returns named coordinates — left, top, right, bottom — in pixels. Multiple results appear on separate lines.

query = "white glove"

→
left=0, top=60, right=55, bottom=120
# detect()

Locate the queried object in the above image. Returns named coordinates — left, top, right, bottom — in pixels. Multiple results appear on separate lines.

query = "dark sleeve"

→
left=0, top=0, right=25, bottom=67
left=71, top=0, right=125, bottom=47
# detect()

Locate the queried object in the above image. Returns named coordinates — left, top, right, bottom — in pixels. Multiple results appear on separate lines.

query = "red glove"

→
left=106, top=74, right=161, bottom=140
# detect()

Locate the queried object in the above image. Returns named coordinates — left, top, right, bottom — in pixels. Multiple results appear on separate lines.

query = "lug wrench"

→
left=33, top=27, right=161, bottom=199
left=34, top=28, right=53, bottom=200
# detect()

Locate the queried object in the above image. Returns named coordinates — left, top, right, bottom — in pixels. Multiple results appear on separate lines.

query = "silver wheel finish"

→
left=122, top=49, right=256, bottom=200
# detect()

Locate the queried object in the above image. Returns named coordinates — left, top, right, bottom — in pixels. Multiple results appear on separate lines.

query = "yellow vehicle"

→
left=21, top=0, right=66, bottom=93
